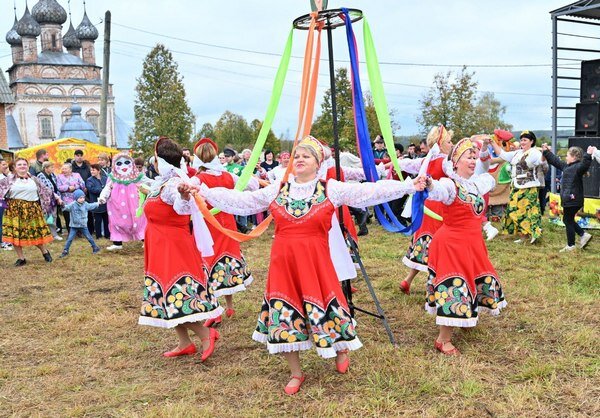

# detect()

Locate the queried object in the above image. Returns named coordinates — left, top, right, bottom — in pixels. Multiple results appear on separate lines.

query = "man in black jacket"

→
left=71, top=149, right=91, bottom=182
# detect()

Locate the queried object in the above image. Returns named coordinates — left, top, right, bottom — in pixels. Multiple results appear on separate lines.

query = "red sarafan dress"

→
left=196, top=171, right=253, bottom=297
left=202, top=175, right=417, bottom=358
left=138, top=175, right=222, bottom=328
left=400, top=156, right=446, bottom=271
left=425, top=173, right=506, bottom=327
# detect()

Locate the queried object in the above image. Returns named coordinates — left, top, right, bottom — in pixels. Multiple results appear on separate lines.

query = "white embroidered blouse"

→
left=201, top=175, right=417, bottom=216
left=426, top=167, right=496, bottom=205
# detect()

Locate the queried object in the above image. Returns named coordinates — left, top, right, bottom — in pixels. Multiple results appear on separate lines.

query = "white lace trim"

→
left=252, top=331, right=363, bottom=358
left=402, top=256, right=429, bottom=272
left=138, top=306, right=224, bottom=329
left=327, top=177, right=416, bottom=209
left=212, top=276, right=254, bottom=298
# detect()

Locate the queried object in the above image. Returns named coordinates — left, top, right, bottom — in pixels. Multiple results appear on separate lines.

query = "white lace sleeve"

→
left=473, top=173, right=496, bottom=195
left=327, top=178, right=416, bottom=209
left=525, top=148, right=542, bottom=168
left=398, top=157, right=424, bottom=175
left=159, top=177, right=193, bottom=214
left=341, top=166, right=366, bottom=182
left=229, top=173, right=259, bottom=191
left=202, top=182, right=279, bottom=215
left=594, top=149, right=600, bottom=164
left=499, top=150, right=517, bottom=163
left=426, top=178, right=456, bottom=205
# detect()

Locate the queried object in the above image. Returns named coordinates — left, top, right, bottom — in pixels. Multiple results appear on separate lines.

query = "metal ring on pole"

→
left=293, top=8, right=363, bottom=30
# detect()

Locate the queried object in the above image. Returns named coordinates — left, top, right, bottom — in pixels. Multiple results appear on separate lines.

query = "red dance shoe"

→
left=350, top=285, right=359, bottom=294
left=163, top=342, right=197, bottom=358
left=335, top=349, right=350, bottom=374
left=225, top=308, right=235, bottom=318
left=399, top=280, right=410, bottom=295
left=284, top=374, right=306, bottom=395
left=200, top=328, right=220, bottom=362
left=434, top=339, right=460, bottom=356
left=204, top=315, right=222, bottom=328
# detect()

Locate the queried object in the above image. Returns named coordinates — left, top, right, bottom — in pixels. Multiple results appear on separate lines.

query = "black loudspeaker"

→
left=575, top=102, right=600, bottom=136
left=580, top=59, right=600, bottom=102
left=568, top=137, right=600, bottom=198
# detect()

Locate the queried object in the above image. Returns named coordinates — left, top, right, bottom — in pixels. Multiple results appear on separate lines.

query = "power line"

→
left=111, top=20, right=567, bottom=69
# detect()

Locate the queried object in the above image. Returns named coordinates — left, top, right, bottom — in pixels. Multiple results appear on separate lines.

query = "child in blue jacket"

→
left=60, top=189, right=100, bottom=257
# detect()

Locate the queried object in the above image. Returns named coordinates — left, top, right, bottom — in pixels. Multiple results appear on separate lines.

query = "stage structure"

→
left=550, top=1, right=600, bottom=196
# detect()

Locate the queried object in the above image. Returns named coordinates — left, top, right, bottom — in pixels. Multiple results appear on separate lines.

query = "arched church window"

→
left=38, top=109, right=54, bottom=139
left=86, top=109, right=100, bottom=133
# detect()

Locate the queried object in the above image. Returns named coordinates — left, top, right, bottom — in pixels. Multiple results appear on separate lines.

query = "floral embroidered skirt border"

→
left=2, top=199, right=52, bottom=247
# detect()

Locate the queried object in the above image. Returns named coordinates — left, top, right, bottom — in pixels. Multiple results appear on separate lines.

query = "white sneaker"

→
left=53, top=235, right=63, bottom=241
left=559, top=245, right=576, bottom=253
left=579, top=232, right=592, bottom=249
left=106, top=244, right=123, bottom=251
left=513, top=239, right=523, bottom=244
left=1, top=243, right=13, bottom=251
left=484, top=223, right=499, bottom=241
left=530, top=236, right=537, bottom=244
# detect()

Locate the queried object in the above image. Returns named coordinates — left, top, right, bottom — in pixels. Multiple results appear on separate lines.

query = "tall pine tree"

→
left=131, top=44, right=195, bottom=155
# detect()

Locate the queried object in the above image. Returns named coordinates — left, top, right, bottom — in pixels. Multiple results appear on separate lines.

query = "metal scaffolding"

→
left=550, top=0, right=600, bottom=191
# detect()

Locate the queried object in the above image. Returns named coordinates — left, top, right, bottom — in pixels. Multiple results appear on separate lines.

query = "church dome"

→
left=16, top=6, right=42, bottom=37
left=5, top=17, right=22, bottom=46
left=75, top=12, right=98, bottom=41
left=32, top=0, right=68, bottom=25
left=63, top=21, right=81, bottom=48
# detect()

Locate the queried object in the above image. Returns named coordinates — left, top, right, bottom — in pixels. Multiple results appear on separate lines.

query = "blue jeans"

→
left=63, top=227, right=99, bottom=253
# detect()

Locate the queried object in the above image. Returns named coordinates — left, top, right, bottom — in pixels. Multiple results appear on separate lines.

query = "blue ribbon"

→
left=341, top=8, right=426, bottom=234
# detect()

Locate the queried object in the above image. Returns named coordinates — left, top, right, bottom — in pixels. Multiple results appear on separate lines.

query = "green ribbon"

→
left=363, top=18, right=442, bottom=222
left=210, top=27, right=294, bottom=215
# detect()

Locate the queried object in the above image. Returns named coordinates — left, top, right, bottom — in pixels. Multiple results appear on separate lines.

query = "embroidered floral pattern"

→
left=254, top=297, right=358, bottom=348
left=426, top=274, right=475, bottom=319
left=456, top=182, right=485, bottom=216
left=207, top=254, right=252, bottom=293
left=406, top=234, right=432, bottom=265
left=274, top=180, right=327, bottom=219
left=475, top=275, right=505, bottom=311
left=140, top=275, right=218, bottom=321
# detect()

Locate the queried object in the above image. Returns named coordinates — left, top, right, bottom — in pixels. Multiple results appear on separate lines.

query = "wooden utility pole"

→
left=99, top=10, right=111, bottom=147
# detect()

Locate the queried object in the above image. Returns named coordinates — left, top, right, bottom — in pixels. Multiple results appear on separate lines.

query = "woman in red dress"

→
left=139, top=137, right=222, bottom=360
left=398, top=125, right=453, bottom=295
left=192, top=138, right=255, bottom=326
left=425, top=137, right=506, bottom=355
left=201, top=136, right=425, bottom=394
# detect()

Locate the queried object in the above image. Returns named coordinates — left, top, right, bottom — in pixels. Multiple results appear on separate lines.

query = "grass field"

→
left=1, top=219, right=599, bottom=417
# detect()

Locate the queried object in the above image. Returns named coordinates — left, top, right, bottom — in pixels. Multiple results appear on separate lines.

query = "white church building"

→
left=3, top=0, right=130, bottom=149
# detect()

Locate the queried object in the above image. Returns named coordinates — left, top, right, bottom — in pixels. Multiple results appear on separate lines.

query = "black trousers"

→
left=563, top=205, right=584, bottom=246
left=62, top=210, right=71, bottom=232
left=93, top=212, right=110, bottom=239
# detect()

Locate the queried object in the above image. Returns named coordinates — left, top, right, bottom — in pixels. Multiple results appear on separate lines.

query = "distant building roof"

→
left=114, top=115, right=132, bottom=149
left=58, top=102, right=98, bottom=143
left=37, top=51, right=88, bottom=66
left=0, top=70, right=15, bottom=104
left=6, top=115, right=24, bottom=149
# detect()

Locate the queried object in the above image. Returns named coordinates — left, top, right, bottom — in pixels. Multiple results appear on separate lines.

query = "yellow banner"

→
left=548, top=192, right=600, bottom=229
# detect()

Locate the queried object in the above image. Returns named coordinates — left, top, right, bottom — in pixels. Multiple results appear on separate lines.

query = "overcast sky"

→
left=1, top=0, right=593, bottom=138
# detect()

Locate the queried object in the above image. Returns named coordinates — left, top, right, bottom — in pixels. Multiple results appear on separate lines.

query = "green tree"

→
left=418, top=67, right=512, bottom=139
left=474, top=92, right=513, bottom=133
left=131, top=44, right=195, bottom=155
left=213, top=111, right=253, bottom=151
left=250, top=119, right=280, bottom=153
left=195, top=122, right=215, bottom=140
